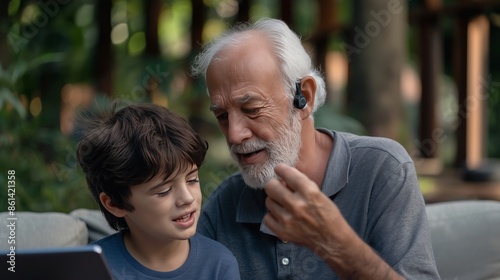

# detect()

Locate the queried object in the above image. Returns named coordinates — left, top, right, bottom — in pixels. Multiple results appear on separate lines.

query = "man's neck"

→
left=296, top=123, right=333, bottom=188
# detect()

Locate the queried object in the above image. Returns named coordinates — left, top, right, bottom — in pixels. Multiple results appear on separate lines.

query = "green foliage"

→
left=314, top=105, right=366, bottom=135
left=0, top=52, right=64, bottom=119
left=0, top=113, right=96, bottom=212
left=0, top=50, right=94, bottom=212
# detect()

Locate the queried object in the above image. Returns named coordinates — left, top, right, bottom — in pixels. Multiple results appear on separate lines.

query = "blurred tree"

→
left=347, top=0, right=408, bottom=142
left=2, top=0, right=498, bottom=212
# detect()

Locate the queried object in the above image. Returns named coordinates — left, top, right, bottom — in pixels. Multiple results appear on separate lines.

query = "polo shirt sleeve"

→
left=365, top=160, right=439, bottom=279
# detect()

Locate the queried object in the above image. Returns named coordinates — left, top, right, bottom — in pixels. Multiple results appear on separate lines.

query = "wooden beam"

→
left=410, top=0, right=500, bottom=22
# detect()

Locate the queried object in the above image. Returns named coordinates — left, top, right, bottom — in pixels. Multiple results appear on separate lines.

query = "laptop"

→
left=0, top=245, right=112, bottom=280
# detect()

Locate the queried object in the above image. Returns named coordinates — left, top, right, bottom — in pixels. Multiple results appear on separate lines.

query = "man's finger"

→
left=274, top=163, right=316, bottom=194
left=264, top=177, right=294, bottom=208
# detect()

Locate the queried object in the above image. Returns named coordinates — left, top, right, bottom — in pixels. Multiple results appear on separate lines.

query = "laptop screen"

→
left=0, top=245, right=112, bottom=280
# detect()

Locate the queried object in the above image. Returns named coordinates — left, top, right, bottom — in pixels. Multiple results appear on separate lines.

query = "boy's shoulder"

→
left=192, top=233, right=239, bottom=265
left=91, top=231, right=124, bottom=259
left=190, top=233, right=240, bottom=279
left=192, top=233, right=234, bottom=255
left=91, top=231, right=121, bottom=247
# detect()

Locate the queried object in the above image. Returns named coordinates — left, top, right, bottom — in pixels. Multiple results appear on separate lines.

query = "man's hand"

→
left=263, top=163, right=404, bottom=280
left=263, top=163, right=343, bottom=249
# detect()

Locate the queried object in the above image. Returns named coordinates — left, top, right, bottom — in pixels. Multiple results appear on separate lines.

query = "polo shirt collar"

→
left=236, top=186, right=267, bottom=224
left=317, top=129, right=351, bottom=197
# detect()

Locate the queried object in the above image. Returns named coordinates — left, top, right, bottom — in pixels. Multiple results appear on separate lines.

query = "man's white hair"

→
left=191, top=18, right=326, bottom=115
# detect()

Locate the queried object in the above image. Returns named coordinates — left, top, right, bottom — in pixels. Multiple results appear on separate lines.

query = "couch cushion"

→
left=426, top=200, right=500, bottom=280
left=0, top=212, right=88, bottom=250
left=70, top=208, right=116, bottom=243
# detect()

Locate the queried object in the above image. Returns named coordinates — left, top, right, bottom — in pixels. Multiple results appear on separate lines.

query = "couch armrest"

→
left=70, top=209, right=117, bottom=243
left=0, top=212, right=88, bottom=250
left=426, top=200, right=500, bottom=280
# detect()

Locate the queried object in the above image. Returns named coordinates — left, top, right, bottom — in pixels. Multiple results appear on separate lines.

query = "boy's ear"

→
left=99, top=192, right=127, bottom=218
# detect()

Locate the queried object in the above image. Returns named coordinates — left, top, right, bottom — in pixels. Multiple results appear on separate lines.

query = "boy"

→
left=76, top=103, right=240, bottom=280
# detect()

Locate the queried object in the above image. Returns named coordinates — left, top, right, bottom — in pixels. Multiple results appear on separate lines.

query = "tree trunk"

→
left=94, top=0, right=113, bottom=96
left=346, top=0, right=407, bottom=141
left=313, top=0, right=338, bottom=75
left=145, top=0, right=161, bottom=56
left=237, top=0, right=250, bottom=23
left=0, top=0, right=10, bottom=68
left=191, top=0, right=205, bottom=53
left=188, top=0, right=208, bottom=134
left=144, top=0, right=162, bottom=101
left=280, top=0, right=292, bottom=26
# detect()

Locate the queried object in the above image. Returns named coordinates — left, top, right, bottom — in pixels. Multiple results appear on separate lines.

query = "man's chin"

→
left=240, top=166, right=273, bottom=190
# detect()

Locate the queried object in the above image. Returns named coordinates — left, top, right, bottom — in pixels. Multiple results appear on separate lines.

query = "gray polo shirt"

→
left=198, top=129, right=440, bottom=279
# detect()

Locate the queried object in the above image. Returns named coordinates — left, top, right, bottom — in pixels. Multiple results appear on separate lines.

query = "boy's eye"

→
left=187, top=178, right=199, bottom=184
left=157, top=187, right=172, bottom=197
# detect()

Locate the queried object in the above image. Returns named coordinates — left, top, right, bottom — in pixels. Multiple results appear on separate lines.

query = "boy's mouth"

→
left=174, top=213, right=191, bottom=222
left=173, top=211, right=195, bottom=222
left=172, top=211, right=196, bottom=228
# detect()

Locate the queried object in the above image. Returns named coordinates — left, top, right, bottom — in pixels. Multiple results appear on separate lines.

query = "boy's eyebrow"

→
left=148, top=168, right=199, bottom=192
left=186, top=168, right=199, bottom=177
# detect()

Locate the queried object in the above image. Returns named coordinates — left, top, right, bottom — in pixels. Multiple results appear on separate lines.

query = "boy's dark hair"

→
left=76, top=103, right=208, bottom=230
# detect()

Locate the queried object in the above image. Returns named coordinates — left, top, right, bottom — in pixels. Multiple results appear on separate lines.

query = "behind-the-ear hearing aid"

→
left=293, top=82, right=307, bottom=109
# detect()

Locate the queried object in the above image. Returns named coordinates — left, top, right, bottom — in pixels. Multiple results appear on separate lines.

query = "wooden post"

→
left=417, top=0, right=442, bottom=160
left=453, top=4, right=490, bottom=179
left=465, top=16, right=489, bottom=169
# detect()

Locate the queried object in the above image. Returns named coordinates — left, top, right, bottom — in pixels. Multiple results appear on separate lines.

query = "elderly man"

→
left=191, top=18, right=440, bottom=279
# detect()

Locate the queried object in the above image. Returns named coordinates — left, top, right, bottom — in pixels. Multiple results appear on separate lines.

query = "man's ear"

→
left=99, top=192, right=127, bottom=218
left=297, top=76, right=316, bottom=120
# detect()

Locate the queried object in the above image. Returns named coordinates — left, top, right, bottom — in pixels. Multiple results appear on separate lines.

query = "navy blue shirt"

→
left=198, top=130, right=440, bottom=279
left=93, top=232, right=240, bottom=280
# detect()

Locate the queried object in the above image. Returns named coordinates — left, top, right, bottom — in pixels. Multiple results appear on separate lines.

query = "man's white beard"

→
left=229, top=110, right=302, bottom=189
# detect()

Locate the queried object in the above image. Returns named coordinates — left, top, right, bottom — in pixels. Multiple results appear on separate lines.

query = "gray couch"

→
left=1, top=200, right=500, bottom=279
